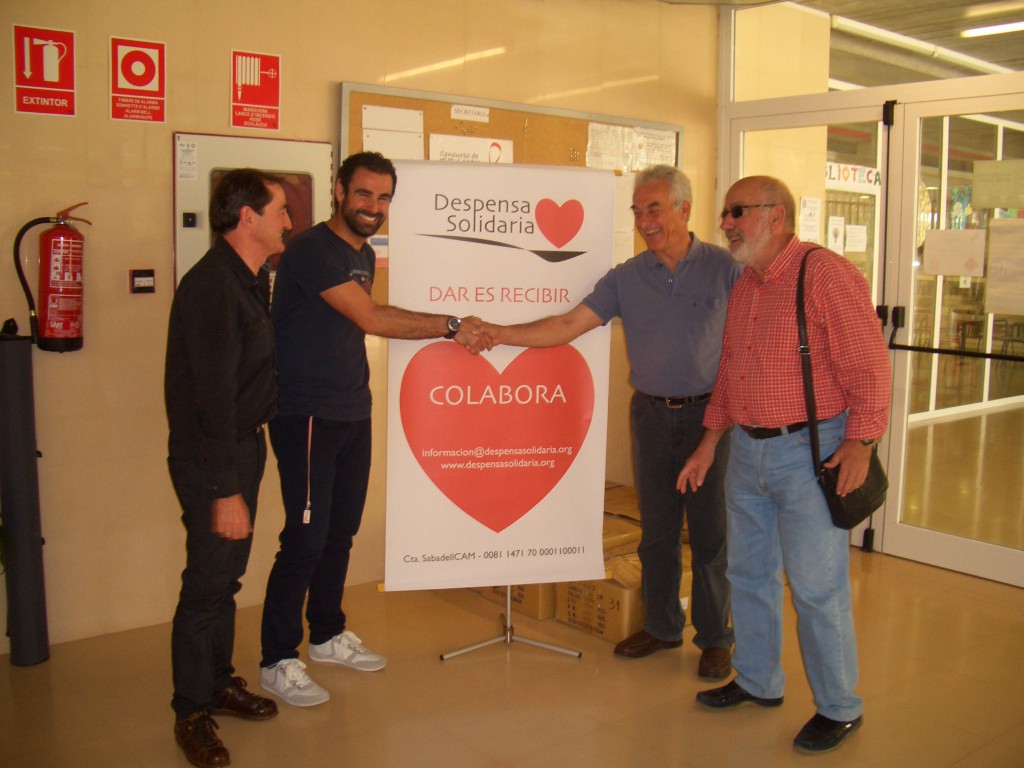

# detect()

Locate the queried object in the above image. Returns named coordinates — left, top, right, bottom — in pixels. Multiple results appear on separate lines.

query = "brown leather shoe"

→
left=212, top=676, right=278, bottom=720
left=613, top=630, right=683, bottom=658
left=174, top=712, right=230, bottom=768
left=698, top=646, right=732, bottom=679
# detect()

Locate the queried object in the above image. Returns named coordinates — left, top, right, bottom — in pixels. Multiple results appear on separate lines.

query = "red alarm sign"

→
left=111, top=37, right=166, bottom=122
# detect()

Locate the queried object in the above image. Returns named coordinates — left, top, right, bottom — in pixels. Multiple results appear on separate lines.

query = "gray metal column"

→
left=0, top=333, right=50, bottom=665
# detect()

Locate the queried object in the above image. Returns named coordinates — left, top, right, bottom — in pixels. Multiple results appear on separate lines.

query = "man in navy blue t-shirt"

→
left=259, top=152, right=488, bottom=707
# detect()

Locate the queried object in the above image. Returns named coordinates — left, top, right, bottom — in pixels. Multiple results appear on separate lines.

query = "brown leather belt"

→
left=639, top=391, right=712, bottom=409
left=740, top=422, right=807, bottom=439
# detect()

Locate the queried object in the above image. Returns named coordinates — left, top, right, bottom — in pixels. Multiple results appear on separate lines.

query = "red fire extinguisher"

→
left=13, top=202, right=90, bottom=352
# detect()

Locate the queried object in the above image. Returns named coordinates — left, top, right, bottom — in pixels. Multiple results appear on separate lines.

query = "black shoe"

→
left=696, top=680, right=784, bottom=709
left=793, top=713, right=863, bottom=752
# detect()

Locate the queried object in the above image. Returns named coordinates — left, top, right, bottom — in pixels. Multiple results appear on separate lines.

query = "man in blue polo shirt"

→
left=483, top=165, right=741, bottom=678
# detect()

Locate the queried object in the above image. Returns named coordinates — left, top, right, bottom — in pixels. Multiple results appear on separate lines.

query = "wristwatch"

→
left=444, top=316, right=462, bottom=339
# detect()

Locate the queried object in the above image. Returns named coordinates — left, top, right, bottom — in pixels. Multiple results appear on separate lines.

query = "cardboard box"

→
left=467, top=583, right=556, bottom=620
left=602, top=512, right=642, bottom=557
left=604, top=483, right=641, bottom=522
left=555, top=552, right=693, bottom=644
left=467, top=513, right=640, bottom=620
left=556, top=554, right=645, bottom=644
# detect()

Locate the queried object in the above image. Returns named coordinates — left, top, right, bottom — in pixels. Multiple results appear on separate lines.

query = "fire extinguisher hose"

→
left=12, top=217, right=57, bottom=345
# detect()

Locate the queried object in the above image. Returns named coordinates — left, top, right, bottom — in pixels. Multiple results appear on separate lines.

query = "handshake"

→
left=449, top=316, right=503, bottom=355
left=443, top=305, right=595, bottom=356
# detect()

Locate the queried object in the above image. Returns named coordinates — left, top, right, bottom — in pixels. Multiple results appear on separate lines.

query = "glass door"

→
left=884, top=94, right=1024, bottom=586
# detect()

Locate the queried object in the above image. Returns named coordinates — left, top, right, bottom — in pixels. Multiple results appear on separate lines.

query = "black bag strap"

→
left=797, top=247, right=824, bottom=479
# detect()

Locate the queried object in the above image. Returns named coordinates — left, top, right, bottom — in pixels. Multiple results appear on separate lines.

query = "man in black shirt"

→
left=165, top=168, right=291, bottom=768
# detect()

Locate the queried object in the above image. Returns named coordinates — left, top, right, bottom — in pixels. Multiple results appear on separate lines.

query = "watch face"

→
left=448, top=317, right=461, bottom=333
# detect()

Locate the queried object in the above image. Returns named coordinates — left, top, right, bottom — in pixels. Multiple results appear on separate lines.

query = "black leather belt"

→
left=640, top=391, right=712, bottom=409
left=740, top=422, right=807, bottom=439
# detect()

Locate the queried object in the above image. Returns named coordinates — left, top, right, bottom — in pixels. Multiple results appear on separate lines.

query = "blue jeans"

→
left=726, top=413, right=862, bottom=722
left=261, top=415, right=372, bottom=667
left=631, top=393, right=732, bottom=649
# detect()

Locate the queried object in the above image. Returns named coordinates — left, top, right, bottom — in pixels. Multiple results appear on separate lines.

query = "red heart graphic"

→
left=535, top=198, right=584, bottom=249
left=400, top=343, right=594, bottom=532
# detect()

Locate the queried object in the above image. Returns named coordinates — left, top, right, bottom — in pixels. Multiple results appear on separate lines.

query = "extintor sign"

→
left=110, top=37, right=166, bottom=122
left=230, top=50, right=280, bottom=130
left=13, top=25, right=76, bottom=116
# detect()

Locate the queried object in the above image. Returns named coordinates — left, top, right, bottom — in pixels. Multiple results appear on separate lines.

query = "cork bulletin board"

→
left=337, top=82, right=682, bottom=302
left=339, top=82, right=681, bottom=169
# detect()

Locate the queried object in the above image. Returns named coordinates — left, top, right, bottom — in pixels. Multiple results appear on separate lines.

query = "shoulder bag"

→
left=797, top=249, right=888, bottom=530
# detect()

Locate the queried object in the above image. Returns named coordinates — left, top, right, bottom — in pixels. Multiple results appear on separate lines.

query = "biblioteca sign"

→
left=826, top=161, right=882, bottom=192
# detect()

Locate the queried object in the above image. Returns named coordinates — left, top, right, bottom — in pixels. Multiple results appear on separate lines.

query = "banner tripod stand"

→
left=440, top=585, right=581, bottom=660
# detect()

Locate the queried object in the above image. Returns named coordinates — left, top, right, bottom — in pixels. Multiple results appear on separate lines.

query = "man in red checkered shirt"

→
left=677, top=175, right=890, bottom=754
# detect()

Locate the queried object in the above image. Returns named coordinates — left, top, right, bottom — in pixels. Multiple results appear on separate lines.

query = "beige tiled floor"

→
left=2, top=550, right=1023, bottom=767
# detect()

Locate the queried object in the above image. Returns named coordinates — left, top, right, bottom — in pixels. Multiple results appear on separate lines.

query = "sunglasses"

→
left=720, top=203, right=777, bottom=221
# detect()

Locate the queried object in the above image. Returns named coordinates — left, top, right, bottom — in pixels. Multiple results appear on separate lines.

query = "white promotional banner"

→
left=385, top=161, right=614, bottom=591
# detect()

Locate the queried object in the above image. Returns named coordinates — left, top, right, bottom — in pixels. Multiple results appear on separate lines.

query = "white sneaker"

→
left=259, top=658, right=330, bottom=707
left=309, top=629, right=387, bottom=671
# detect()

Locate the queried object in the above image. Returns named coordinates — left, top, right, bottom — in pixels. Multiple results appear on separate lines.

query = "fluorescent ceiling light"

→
left=383, top=47, right=506, bottom=83
left=961, top=20, right=1024, bottom=36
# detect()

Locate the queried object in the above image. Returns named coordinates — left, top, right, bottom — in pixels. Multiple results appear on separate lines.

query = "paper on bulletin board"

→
left=923, top=229, right=986, bottom=276
left=363, top=104, right=423, bottom=132
left=363, top=129, right=424, bottom=160
left=632, top=127, right=677, bottom=169
left=587, top=123, right=632, bottom=172
left=986, top=219, right=1024, bottom=315
left=363, top=104, right=425, bottom=160
left=429, top=134, right=513, bottom=163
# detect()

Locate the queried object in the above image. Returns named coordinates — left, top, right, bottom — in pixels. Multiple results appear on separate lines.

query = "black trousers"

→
left=168, top=430, right=266, bottom=719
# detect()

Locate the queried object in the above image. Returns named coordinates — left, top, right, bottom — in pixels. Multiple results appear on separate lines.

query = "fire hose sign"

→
left=231, top=50, right=280, bottom=130
left=13, top=25, right=76, bottom=116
